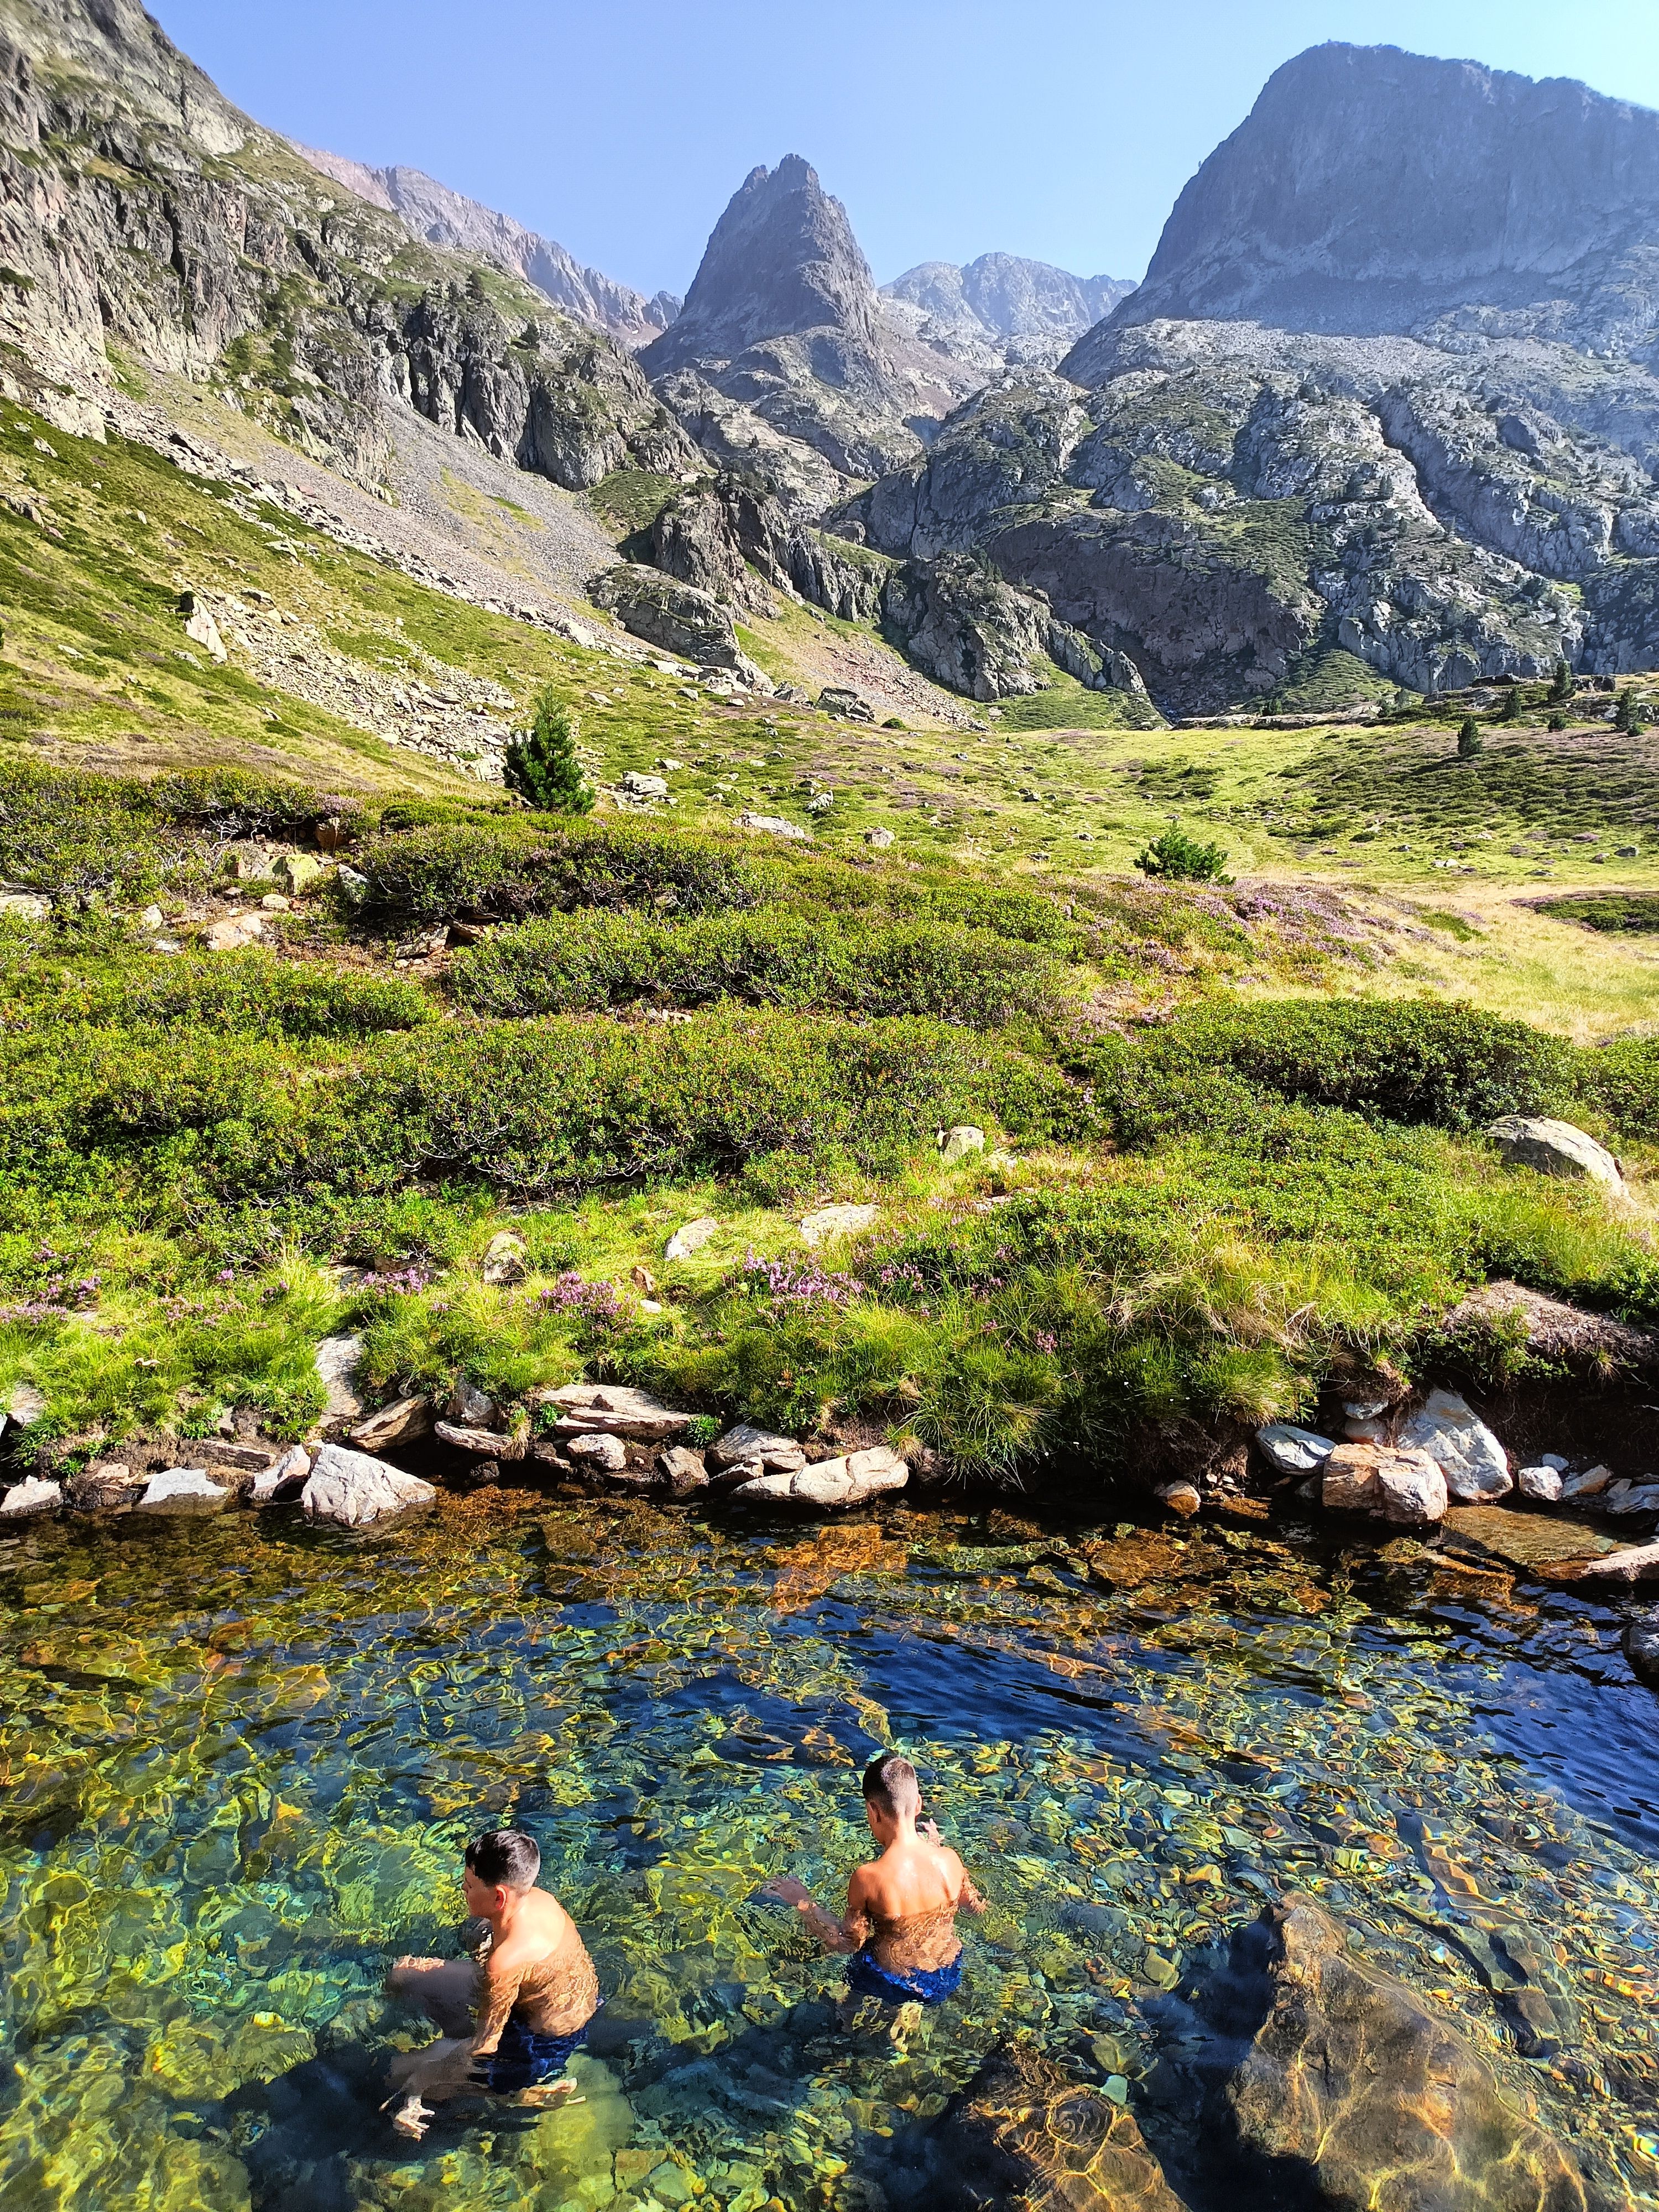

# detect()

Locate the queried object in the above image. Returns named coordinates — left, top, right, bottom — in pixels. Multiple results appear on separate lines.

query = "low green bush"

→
left=1575, top=1036, right=1659, bottom=1144
left=1536, top=892, right=1659, bottom=935
left=0, top=951, right=432, bottom=1039
left=447, top=910, right=1064, bottom=1026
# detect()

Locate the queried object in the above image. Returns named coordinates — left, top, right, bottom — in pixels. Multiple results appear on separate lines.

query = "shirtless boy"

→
left=764, top=1751, right=985, bottom=2039
left=383, top=1828, right=600, bottom=2140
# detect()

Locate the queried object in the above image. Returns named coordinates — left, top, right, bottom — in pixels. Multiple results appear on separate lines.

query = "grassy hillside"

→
left=0, top=393, right=1655, bottom=1486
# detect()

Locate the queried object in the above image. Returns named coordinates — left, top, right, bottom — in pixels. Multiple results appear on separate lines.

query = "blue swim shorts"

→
left=845, top=1947, right=963, bottom=2006
left=469, top=2005, right=599, bottom=2094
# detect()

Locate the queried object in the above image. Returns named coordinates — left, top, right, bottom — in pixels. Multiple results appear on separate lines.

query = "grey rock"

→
left=1255, top=1423, right=1337, bottom=1475
left=302, top=1442, right=436, bottom=1526
left=1563, top=1462, right=1616, bottom=1499
left=68, top=1461, right=143, bottom=1511
left=618, top=770, right=669, bottom=799
left=567, top=1432, right=628, bottom=1473
left=737, top=812, right=810, bottom=840
left=657, top=1445, right=709, bottom=1497
left=884, top=254, right=1135, bottom=352
left=1378, top=1453, right=1448, bottom=1526
left=1487, top=1115, right=1624, bottom=1189
left=1397, top=1387, right=1511, bottom=1501
left=817, top=685, right=875, bottom=721
left=1626, top=1609, right=1659, bottom=1686
left=591, top=564, right=769, bottom=684
left=0, top=891, right=49, bottom=920
left=799, top=1202, right=877, bottom=1246
left=448, top=1378, right=498, bottom=1426
left=349, top=1397, right=432, bottom=1452
left=314, top=1334, right=365, bottom=1421
left=480, top=1229, right=528, bottom=1285
left=0, top=1474, right=61, bottom=1515
left=435, top=1419, right=525, bottom=1460
left=137, top=1467, right=233, bottom=1515
left=710, top=1424, right=806, bottom=1473
left=336, top=868, right=370, bottom=906
left=732, top=1444, right=909, bottom=1508
left=251, top=1445, right=311, bottom=1503
left=864, top=827, right=894, bottom=848
left=939, top=1124, right=985, bottom=1164
left=665, top=1215, right=720, bottom=1261
left=1517, top=1465, right=1564, bottom=1503
left=1605, top=1480, right=1659, bottom=1516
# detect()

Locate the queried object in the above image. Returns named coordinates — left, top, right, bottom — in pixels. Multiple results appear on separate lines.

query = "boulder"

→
left=1378, top=1451, right=1448, bottom=1526
left=136, top=1467, right=233, bottom=1515
left=349, top=1396, right=432, bottom=1452
left=0, top=1475, right=61, bottom=1515
left=1625, top=1609, right=1659, bottom=1686
left=545, top=1383, right=692, bottom=1442
left=567, top=1432, right=627, bottom=1473
left=1562, top=1462, right=1615, bottom=1499
left=732, top=1445, right=908, bottom=1508
left=1517, top=1464, right=1564, bottom=1503
left=184, top=604, right=227, bottom=661
left=658, top=1446, right=709, bottom=1496
left=1155, top=1480, right=1202, bottom=1517
left=275, top=852, right=324, bottom=894
left=799, top=1202, right=877, bottom=1247
left=737, top=811, right=810, bottom=841
left=480, top=1231, right=528, bottom=1286
left=665, top=1215, right=720, bottom=1261
left=619, top=770, right=669, bottom=799
left=1486, top=1115, right=1624, bottom=1190
left=1196, top=1896, right=1589, bottom=2212
left=865, top=827, right=895, bottom=849
left=591, top=564, right=768, bottom=684
left=435, top=1420, right=526, bottom=1460
left=1321, top=1441, right=1384, bottom=1511
left=68, top=1462, right=143, bottom=1511
left=1576, top=1541, right=1659, bottom=1583
left=940, top=1124, right=985, bottom=1165
left=302, top=1443, right=436, bottom=1527
left=314, top=1334, right=365, bottom=1421
left=1255, top=1423, right=1337, bottom=1476
left=251, top=1445, right=311, bottom=1503
left=710, top=1423, right=806, bottom=1473
left=927, top=2037, right=1185, bottom=2212
left=818, top=686, right=876, bottom=721
left=1397, top=1387, right=1511, bottom=1501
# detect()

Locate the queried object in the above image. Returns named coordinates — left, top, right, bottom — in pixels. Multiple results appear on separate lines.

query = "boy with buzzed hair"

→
left=764, top=1751, right=985, bottom=2040
left=383, top=1828, right=601, bottom=2140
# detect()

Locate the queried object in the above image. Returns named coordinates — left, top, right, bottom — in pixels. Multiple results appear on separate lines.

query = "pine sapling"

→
left=504, top=689, right=593, bottom=813
left=1457, top=717, right=1484, bottom=759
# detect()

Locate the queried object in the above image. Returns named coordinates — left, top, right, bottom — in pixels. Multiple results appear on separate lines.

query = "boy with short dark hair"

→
left=383, top=1828, right=600, bottom=2140
left=764, top=1751, right=985, bottom=2038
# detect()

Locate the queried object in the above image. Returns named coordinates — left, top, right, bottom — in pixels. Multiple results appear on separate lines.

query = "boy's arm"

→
left=465, top=1954, right=523, bottom=2059
left=760, top=1870, right=869, bottom=1953
left=951, top=1850, right=988, bottom=1914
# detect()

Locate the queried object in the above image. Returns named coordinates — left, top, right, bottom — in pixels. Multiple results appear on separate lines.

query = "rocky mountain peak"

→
left=885, top=254, right=1133, bottom=342
left=0, top=0, right=247, bottom=155
left=1068, top=42, right=1659, bottom=378
left=642, top=153, right=881, bottom=376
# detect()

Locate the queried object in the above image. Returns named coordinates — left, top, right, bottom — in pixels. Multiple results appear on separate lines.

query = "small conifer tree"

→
left=1548, top=658, right=1573, bottom=703
left=504, top=688, right=593, bottom=813
left=466, top=269, right=488, bottom=305
left=1133, top=826, right=1232, bottom=884
left=1615, top=687, right=1645, bottom=734
left=1498, top=685, right=1521, bottom=722
left=1457, top=716, right=1483, bottom=759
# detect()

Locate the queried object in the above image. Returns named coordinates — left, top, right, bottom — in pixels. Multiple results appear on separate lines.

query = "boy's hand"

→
left=919, top=1819, right=942, bottom=1844
left=759, top=1875, right=815, bottom=1908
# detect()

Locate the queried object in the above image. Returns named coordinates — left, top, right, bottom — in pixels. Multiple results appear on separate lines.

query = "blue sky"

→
left=153, top=2, right=1659, bottom=299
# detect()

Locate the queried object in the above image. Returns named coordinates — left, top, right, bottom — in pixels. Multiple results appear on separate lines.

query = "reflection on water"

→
left=0, top=1495, right=1655, bottom=2210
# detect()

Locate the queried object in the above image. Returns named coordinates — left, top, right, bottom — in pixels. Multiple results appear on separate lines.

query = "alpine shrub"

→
left=1133, top=827, right=1232, bottom=884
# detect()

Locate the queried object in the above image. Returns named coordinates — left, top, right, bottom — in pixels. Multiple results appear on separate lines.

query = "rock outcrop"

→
left=588, top=563, right=771, bottom=683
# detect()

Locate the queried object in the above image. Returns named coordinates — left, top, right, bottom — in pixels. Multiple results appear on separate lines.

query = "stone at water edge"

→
left=480, top=1230, right=528, bottom=1286
left=1321, top=1441, right=1383, bottom=1511
left=657, top=1446, right=709, bottom=1496
left=732, top=1446, right=908, bottom=1508
left=1626, top=1610, right=1659, bottom=1685
left=1519, top=1464, right=1565, bottom=1503
left=940, top=1124, right=985, bottom=1165
left=799, top=1202, right=878, bottom=1248
left=435, top=1419, right=525, bottom=1460
left=314, top=1334, right=365, bottom=1421
left=664, top=1215, right=719, bottom=1261
left=0, top=1475, right=61, bottom=1515
left=927, top=2037, right=1186, bottom=2212
left=709, top=1422, right=805, bottom=1472
left=1487, top=1114, right=1624, bottom=1190
left=302, top=1443, right=436, bottom=1527
left=1198, top=1895, right=1589, bottom=2210
left=1255, top=1423, right=1337, bottom=1475
left=1378, top=1451, right=1448, bottom=1526
left=251, top=1446, right=310, bottom=1503
left=1604, top=1480, right=1659, bottom=1515
left=1397, top=1386, right=1511, bottom=1500
left=1562, top=1463, right=1615, bottom=1499
left=349, top=1396, right=432, bottom=1452
left=567, top=1432, right=627, bottom=1473
left=546, top=1383, right=692, bottom=1441
left=136, top=1467, right=233, bottom=1515
left=1155, top=1480, right=1201, bottom=1517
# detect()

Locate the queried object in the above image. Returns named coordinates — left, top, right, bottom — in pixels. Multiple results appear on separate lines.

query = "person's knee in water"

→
left=763, top=1750, right=985, bottom=2039
left=383, top=1827, right=601, bottom=2139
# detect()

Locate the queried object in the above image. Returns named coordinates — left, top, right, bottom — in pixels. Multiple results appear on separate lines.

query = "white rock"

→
left=137, top=1467, right=232, bottom=1514
left=302, top=1442, right=435, bottom=1526
left=800, top=1203, right=877, bottom=1248
left=737, top=812, right=810, bottom=841
left=1397, top=1388, right=1511, bottom=1501
left=0, top=892, right=49, bottom=921
left=665, top=1215, right=720, bottom=1261
left=1562, top=1462, right=1615, bottom=1499
left=567, top=1432, right=627, bottom=1472
left=139, top=904, right=165, bottom=930
left=0, top=1475, right=61, bottom=1515
left=733, top=1446, right=908, bottom=1509
left=1517, top=1465, right=1564, bottom=1503
left=940, top=1125, right=985, bottom=1165
left=6, top=1383, right=46, bottom=1426
left=1344, top=1417, right=1389, bottom=1443
left=481, top=1230, right=528, bottom=1286
left=865, top=827, right=895, bottom=849
left=620, top=771, right=669, bottom=799
left=337, top=866, right=370, bottom=905
left=184, top=606, right=227, bottom=661
left=1255, top=1424, right=1337, bottom=1476
left=1486, top=1116, right=1624, bottom=1190
left=251, top=1445, right=311, bottom=1503
left=1342, top=1397, right=1390, bottom=1421
left=1378, top=1453, right=1448, bottom=1526
left=711, top=1423, right=805, bottom=1472
left=314, top=1334, right=364, bottom=1421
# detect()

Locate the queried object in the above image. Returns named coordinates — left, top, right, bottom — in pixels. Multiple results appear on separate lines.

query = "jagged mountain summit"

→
left=1077, top=41, right=1659, bottom=364
left=885, top=254, right=1134, bottom=353
left=292, top=145, right=680, bottom=347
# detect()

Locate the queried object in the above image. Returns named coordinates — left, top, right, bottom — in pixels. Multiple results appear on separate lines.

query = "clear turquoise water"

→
left=0, top=1493, right=1656, bottom=2211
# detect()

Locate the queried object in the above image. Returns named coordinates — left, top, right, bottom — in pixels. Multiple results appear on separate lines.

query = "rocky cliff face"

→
left=883, top=253, right=1135, bottom=375
left=0, top=0, right=689, bottom=493
left=1079, top=42, right=1659, bottom=362
left=291, top=145, right=679, bottom=346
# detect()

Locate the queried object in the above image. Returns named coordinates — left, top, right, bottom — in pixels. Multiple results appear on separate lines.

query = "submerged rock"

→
left=1486, top=1115, right=1624, bottom=1191
left=302, top=1443, right=436, bottom=1527
left=1397, top=1387, right=1511, bottom=1501
left=928, top=2036, right=1186, bottom=2211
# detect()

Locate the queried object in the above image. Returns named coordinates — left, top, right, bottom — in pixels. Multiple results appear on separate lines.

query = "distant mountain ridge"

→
left=885, top=255, right=1134, bottom=342
left=291, top=144, right=679, bottom=346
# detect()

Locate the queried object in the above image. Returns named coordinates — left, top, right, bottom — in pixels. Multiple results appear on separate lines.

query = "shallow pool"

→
left=0, top=1493, right=1655, bottom=2211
